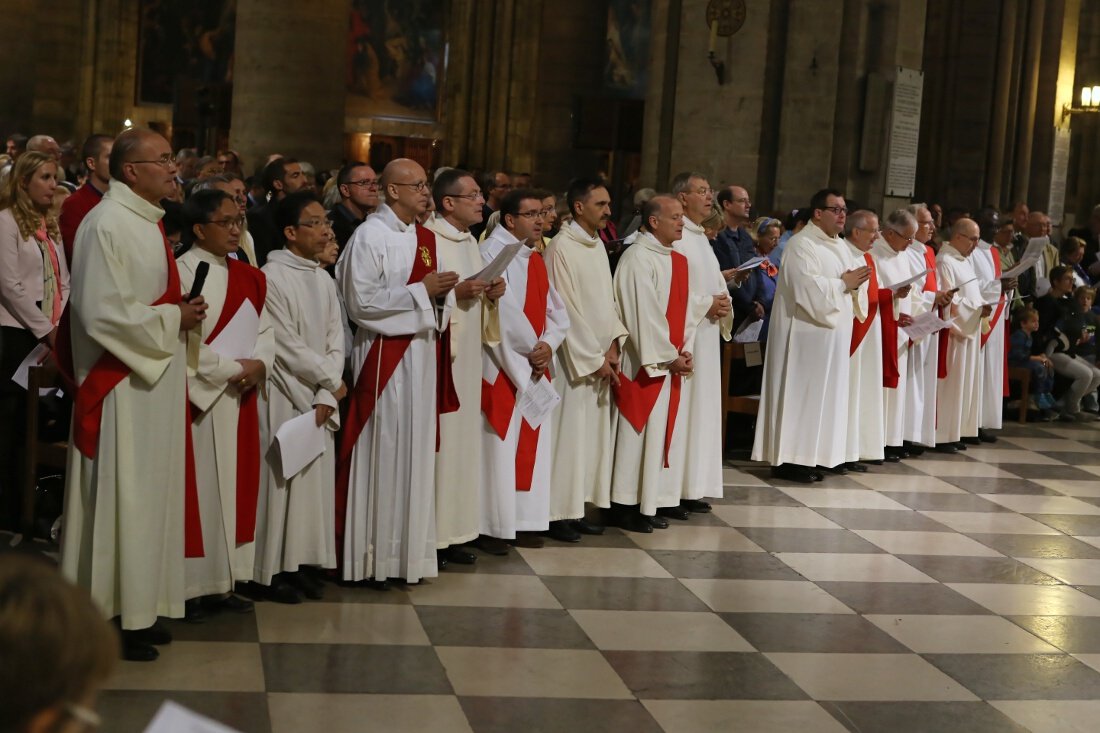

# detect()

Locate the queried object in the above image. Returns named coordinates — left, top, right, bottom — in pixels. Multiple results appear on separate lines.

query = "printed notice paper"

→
left=208, top=302, right=259, bottom=360
left=470, top=243, right=523, bottom=282
left=735, top=256, right=768, bottom=272
left=733, top=318, right=764, bottom=343
left=882, top=268, right=929, bottom=292
left=900, top=311, right=955, bottom=341
left=11, top=344, right=50, bottom=389
left=275, top=411, right=327, bottom=480
left=517, top=376, right=561, bottom=428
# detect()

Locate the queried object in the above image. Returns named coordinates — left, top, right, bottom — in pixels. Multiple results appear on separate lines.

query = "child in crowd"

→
left=1072, top=286, right=1099, bottom=411
left=1009, top=308, right=1057, bottom=420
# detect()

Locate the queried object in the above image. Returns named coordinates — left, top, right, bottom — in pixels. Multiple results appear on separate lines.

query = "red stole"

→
left=612, top=250, right=689, bottom=468
left=481, top=251, right=551, bottom=491
left=980, top=248, right=1006, bottom=348
left=334, top=224, right=455, bottom=554
left=60, top=222, right=204, bottom=557
left=876, top=257, right=900, bottom=388
left=191, top=258, right=266, bottom=545
left=851, top=253, right=879, bottom=355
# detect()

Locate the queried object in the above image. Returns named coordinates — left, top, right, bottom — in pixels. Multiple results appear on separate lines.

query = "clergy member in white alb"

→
left=752, top=189, right=871, bottom=483
left=871, top=210, right=919, bottom=461
left=972, top=208, right=1014, bottom=442
left=178, top=189, right=274, bottom=618
left=335, top=159, right=458, bottom=586
left=252, top=192, right=347, bottom=604
left=480, top=189, right=569, bottom=545
left=841, top=210, right=885, bottom=470
left=934, top=219, right=991, bottom=451
left=61, top=129, right=209, bottom=662
left=543, top=177, right=627, bottom=541
left=426, top=168, right=505, bottom=563
left=670, top=172, right=737, bottom=516
left=611, top=196, right=712, bottom=530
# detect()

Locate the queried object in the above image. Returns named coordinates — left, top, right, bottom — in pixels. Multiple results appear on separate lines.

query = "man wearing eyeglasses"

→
left=753, top=188, right=871, bottom=483
left=934, top=219, right=993, bottom=452
left=61, top=128, right=209, bottom=660
left=329, top=161, right=379, bottom=250
left=335, top=157, right=460, bottom=587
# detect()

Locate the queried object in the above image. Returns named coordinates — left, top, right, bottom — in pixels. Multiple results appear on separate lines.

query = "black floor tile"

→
left=719, top=613, right=909, bottom=653
left=813, top=508, right=952, bottom=532
left=942, top=477, right=1061, bottom=495
left=459, top=698, right=665, bottom=733
left=878, top=492, right=1014, bottom=512
left=415, top=606, right=594, bottom=649
left=822, top=701, right=1031, bottom=733
left=602, top=650, right=809, bottom=699
left=965, top=533, right=1100, bottom=559
left=647, top=550, right=807, bottom=580
left=541, top=576, right=710, bottom=611
left=1007, top=615, right=1100, bottom=653
left=893, top=555, right=1063, bottom=585
left=1000, top=464, right=1100, bottom=480
left=814, top=582, right=994, bottom=615
left=260, top=643, right=452, bottom=694
left=735, top=527, right=887, bottom=554
left=97, top=691, right=271, bottom=733
left=1028, top=513, right=1100, bottom=536
left=713, top=486, right=805, bottom=506
left=924, top=653, right=1100, bottom=699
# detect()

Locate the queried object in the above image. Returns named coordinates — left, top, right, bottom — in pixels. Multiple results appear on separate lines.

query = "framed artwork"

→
left=346, top=0, right=444, bottom=122
left=605, top=0, right=651, bottom=99
left=137, top=0, right=236, bottom=106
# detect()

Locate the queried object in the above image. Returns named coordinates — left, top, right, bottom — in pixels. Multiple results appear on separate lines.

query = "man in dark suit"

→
left=246, top=157, right=309, bottom=265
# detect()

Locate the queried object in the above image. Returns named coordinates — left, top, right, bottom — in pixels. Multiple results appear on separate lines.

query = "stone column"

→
left=0, top=0, right=39, bottom=137
left=230, top=0, right=349, bottom=173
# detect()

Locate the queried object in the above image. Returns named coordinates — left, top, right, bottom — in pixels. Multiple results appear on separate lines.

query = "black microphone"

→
left=187, top=261, right=210, bottom=302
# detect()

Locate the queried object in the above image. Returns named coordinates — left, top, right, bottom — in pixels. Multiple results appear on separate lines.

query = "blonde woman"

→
left=0, top=151, right=70, bottom=529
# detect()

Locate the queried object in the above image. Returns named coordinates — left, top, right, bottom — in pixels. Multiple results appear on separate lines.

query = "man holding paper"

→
left=841, top=210, right=885, bottom=469
left=972, top=208, right=1014, bottom=442
left=335, top=158, right=458, bottom=586
left=671, top=172, right=734, bottom=513
left=543, top=177, right=627, bottom=540
left=935, top=219, right=992, bottom=452
left=426, top=168, right=506, bottom=563
left=752, top=189, right=870, bottom=483
left=178, top=189, right=275, bottom=617
left=61, top=128, right=208, bottom=661
left=611, top=196, right=710, bottom=524
left=479, top=189, right=569, bottom=546
left=252, top=191, right=346, bottom=603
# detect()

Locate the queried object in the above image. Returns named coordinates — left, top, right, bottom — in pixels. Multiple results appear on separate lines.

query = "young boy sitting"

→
left=1009, top=307, right=1057, bottom=420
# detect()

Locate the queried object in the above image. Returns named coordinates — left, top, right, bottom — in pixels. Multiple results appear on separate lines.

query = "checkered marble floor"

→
left=94, top=420, right=1100, bottom=733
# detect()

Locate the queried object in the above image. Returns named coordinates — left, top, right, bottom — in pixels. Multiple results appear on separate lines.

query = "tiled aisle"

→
left=97, top=421, right=1100, bottom=733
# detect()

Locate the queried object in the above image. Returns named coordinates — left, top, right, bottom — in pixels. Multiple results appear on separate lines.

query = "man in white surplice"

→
left=480, top=189, right=569, bottom=544
left=178, top=189, right=274, bottom=617
left=972, top=208, right=1015, bottom=443
left=252, top=192, right=347, bottom=604
left=871, top=210, right=920, bottom=462
left=425, top=168, right=505, bottom=563
left=670, top=172, right=737, bottom=518
left=935, top=219, right=992, bottom=450
left=751, top=189, right=871, bottom=483
left=61, top=129, right=209, bottom=661
left=611, top=196, right=713, bottom=525
left=841, top=210, right=885, bottom=469
left=335, top=158, right=458, bottom=585
left=543, top=178, right=627, bottom=541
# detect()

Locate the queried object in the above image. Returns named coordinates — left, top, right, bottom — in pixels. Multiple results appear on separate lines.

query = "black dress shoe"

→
left=811, top=468, right=825, bottom=481
left=437, top=553, right=449, bottom=571
left=120, top=631, right=159, bottom=662
left=607, top=505, right=654, bottom=533
left=472, top=535, right=511, bottom=556
left=285, top=571, right=324, bottom=600
left=657, top=505, right=691, bottom=520
left=680, top=499, right=712, bottom=513
left=266, top=577, right=304, bottom=604
left=771, top=464, right=816, bottom=483
left=846, top=462, right=869, bottom=472
left=826, top=464, right=849, bottom=475
left=978, top=430, right=997, bottom=443
left=954, top=441, right=967, bottom=451
left=512, top=532, right=545, bottom=548
left=121, top=618, right=171, bottom=646
left=210, top=594, right=255, bottom=613
left=646, top=514, right=670, bottom=529
left=571, top=518, right=606, bottom=535
left=961, top=436, right=981, bottom=446
left=361, top=578, right=391, bottom=591
left=884, top=453, right=901, bottom=463
left=441, top=546, right=477, bottom=564
left=935, top=443, right=958, bottom=454
left=863, top=458, right=884, bottom=466
left=885, top=446, right=909, bottom=460
left=183, top=598, right=207, bottom=623
left=903, top=442, right=925, bottom=456
left=546, top=520, right=581, bottom=543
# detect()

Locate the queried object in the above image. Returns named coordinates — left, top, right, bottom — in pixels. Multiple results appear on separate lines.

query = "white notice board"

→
left=885, top=67, right=924, bottom=198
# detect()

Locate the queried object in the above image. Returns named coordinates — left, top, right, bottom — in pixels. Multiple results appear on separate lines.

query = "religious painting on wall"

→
left=137, top=0, right=236, bottom=106
left=346, top=0, right=444, bottom=122
left=605, top=0, right=651, bottom=98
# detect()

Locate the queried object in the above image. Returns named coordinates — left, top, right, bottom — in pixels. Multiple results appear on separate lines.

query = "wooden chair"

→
left=21, top=365, right=68, bottom=538
left=1007, top=366, right=1032, bottom=424
left=720, top=341, right=761, bottom=447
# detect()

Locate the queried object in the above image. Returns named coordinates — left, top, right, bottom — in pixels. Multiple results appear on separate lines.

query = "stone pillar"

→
left=0, top=0, right=39, bottom=137
left=230, top=0, right=349, bottom=173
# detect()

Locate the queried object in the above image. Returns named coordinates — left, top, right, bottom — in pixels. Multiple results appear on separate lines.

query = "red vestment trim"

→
left=851, top=253, right=880, bottom=356
left=191, top=258, right=266, bottom=544
left=878, top=286, right=900, bottom=389
left=612, top=250, right=689, bottom=468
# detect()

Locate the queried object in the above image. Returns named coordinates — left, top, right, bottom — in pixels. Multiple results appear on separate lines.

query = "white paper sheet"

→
left=900, top=311, right=955, bottom=341
left=743, top=342, right=763, bottom=367
left=11, top=343, right=50, bottom=389
left=275, top=410, right=327, bottom=480
left=1001, top=237, right=1049, bottom=280
left=882, top=268, right=930, bottom=292
left=143, top=701, right=242, bottom=733
left=733, top=318, right=764, bottom=343
left=517, top=375, right=561, bottom=428
left=207, top=302, right=259, bottom=360
left=470, top=242, right=523, bottom=282
left=735, top=255, right=768, bottom=272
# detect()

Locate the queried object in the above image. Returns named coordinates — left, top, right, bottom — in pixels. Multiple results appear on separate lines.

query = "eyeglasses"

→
left=857, top=227, right=881, bottom=235
left=392, top=181, right=429, bottom=193
left=515, top=210, right=543, bottom=220
left=821, top=206, right=848, bottom=215
left=206, top=216, right=245, bottom=230
left=692, top=187, right=714, bottom=195
left=129, top=154, right=176, bottom=168
left=448, top=191, right=485, bottom=201
left=885, top=229, right=914, bottom=244
left=297, top=218, right=334, bottom=230
left=962, top=234, right=980, bottom=243
left=346, top=179, right=379, bottom=189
